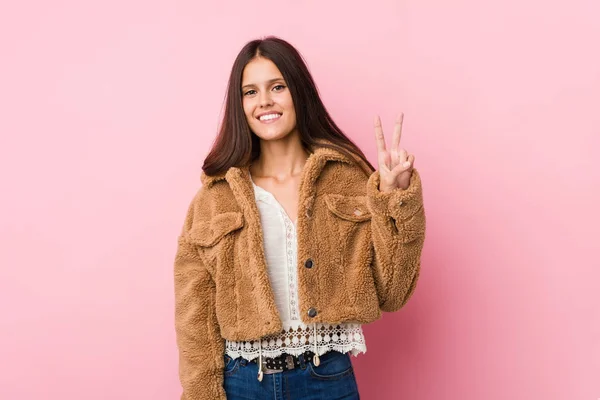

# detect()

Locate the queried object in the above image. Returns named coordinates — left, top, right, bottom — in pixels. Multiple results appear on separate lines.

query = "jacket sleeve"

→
left=174, top=200, right=227, bottom=400
left=366, top=168, right=426, bottom=312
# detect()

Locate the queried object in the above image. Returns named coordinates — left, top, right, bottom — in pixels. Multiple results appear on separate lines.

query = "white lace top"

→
left=224, top=178, right=367, bottom=361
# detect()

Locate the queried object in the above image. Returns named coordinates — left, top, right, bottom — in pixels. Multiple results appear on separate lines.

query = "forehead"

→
left=241, top=57, right=284, bottom=85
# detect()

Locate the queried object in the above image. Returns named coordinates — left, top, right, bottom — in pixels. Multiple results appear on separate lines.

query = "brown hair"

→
left=202, top=36, right=375, bottom=176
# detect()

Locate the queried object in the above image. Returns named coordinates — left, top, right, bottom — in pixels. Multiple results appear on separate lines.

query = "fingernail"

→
left=403, top=161, right=410, bottom=168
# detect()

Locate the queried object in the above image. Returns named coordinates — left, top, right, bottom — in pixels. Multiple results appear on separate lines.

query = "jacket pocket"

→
left=188, top=211, right=245, bottom=247
left=324, top=194, right=372, bottom=266
left=324, top=194, right=372, bottom=222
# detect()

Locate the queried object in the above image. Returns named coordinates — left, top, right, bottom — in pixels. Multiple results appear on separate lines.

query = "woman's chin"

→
left=254, top=129, right=295, bottom=142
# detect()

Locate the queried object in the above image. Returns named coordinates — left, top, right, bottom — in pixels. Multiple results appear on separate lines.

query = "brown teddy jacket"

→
left=174, top=143, right=426, bottom=399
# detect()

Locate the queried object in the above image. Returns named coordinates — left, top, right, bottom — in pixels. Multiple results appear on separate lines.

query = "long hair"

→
left=202, top=36, right=375, bottom=176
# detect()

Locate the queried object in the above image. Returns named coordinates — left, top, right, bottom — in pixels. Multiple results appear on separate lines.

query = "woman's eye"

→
left=243, top=89, right=256, bottom=96
left=273, top=85, right=285, bottom=91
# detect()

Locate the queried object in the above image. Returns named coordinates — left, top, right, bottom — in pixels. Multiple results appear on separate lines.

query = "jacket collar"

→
left=199, top=141, right=363, bottom=189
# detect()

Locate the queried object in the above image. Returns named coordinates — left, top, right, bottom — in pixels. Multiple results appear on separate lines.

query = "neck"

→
left=250, top=133, right=310, bottom=182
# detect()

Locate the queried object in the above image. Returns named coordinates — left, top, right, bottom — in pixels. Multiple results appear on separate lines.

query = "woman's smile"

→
left=257, top=113, right=282, bottom=123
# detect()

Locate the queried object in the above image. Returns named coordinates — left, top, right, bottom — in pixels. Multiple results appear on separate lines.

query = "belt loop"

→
left=240, top=358, right=248, bottom=366
left=299, top=353, right=306, bottom=369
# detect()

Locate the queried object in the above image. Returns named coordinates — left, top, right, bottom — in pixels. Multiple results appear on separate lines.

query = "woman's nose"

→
left=259, top=91, right=273, bottom=107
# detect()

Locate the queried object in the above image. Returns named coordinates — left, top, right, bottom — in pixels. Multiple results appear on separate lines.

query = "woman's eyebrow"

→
left=242, top=78, right=285, bottom=90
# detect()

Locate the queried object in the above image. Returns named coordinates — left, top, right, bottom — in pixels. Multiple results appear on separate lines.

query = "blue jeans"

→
left=223, top=350, right=360, bottom=399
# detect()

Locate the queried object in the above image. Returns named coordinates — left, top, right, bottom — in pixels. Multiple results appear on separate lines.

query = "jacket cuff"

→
left=366, top=168, right=423, bottom=221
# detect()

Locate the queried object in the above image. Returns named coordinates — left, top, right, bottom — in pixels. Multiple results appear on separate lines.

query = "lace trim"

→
left=280, top=208, right=300, bottom=320
left=225, top=323, right=367, bottom=361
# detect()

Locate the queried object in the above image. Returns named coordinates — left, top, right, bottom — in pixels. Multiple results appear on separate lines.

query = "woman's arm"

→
left=366, top=168, right=426, bottom=312
left=174, top=200, right=227, bottom=400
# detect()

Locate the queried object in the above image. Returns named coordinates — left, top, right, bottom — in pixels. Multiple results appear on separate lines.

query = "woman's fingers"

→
left=374, top=115, right=389, bottom=170
left=390, top=153, right=414, bottom=176
left=375, top=113, right=410, bottom=174
left=399, top=148, right=408, bottom=164
left=374, top=115, right=386, bottom=153
left=390, top=113, right=404, bottom=167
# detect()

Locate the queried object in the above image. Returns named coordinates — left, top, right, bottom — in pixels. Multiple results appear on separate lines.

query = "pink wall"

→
left=1, top=0, right=598, bottom=399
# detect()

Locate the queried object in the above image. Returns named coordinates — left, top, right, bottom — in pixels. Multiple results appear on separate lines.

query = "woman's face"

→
left=241, top=57, right=298, bottom=142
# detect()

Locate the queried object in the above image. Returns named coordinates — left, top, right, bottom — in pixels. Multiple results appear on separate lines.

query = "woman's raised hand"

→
left=374, top=113, right=415, bottom=192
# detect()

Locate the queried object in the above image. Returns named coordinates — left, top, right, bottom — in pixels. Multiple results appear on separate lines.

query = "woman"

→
left=174, top=36, right=426, bottom=400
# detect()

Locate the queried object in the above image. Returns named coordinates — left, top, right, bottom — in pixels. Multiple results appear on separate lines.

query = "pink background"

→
left=1, top=0, right=598, bottom=399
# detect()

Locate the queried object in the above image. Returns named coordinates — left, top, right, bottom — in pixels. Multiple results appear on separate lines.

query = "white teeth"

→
left=259, top=113, right=281, bottom=121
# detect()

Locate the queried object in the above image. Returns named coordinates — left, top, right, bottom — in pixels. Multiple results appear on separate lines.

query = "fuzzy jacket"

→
left=173, top=143, right=426, bottom=400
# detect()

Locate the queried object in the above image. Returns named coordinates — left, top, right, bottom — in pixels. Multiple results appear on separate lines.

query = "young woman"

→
left=174, top=36, right=426, bottom=400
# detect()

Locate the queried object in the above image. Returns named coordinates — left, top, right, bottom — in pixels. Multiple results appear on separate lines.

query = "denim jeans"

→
left=223, top=350, right=360, bottom=399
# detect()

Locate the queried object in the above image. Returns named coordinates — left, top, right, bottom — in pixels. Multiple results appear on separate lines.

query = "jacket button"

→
left=308, top=307, right=317, bottom=318
left=304, top=259, right=313, bottom=269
